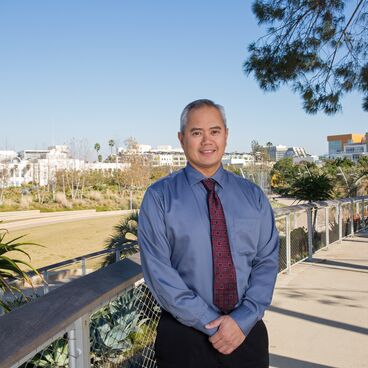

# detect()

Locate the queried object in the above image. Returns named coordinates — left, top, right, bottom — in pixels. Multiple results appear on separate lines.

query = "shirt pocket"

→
left=233, top=217, right=260, bottom=256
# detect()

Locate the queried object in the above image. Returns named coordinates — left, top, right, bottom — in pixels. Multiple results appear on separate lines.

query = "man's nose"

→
left=201, top=131, right=211, bottom=143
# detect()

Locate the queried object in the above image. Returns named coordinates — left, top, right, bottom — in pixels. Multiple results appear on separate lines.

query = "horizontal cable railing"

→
left=0, top=196, right=367, bottom=368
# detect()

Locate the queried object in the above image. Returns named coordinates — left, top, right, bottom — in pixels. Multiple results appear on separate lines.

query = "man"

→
left=138, top=99, right=279, bottom=368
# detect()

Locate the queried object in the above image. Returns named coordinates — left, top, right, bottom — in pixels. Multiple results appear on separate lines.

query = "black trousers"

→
left=155, top=311, right=269, bottom=368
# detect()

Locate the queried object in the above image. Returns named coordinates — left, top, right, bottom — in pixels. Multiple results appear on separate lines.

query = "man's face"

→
left=178, top=106, right=228, bottom=177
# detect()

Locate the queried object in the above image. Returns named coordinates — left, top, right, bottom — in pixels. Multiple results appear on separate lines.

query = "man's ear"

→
left=178, top=131, right=184, bottom=148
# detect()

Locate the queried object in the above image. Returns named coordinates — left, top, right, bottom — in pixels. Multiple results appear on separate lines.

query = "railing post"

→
left=362, top=198, right=366, bottom=229
left=350, top=199, right=354, bottom=236
left=338, top=203, right=343, bottom=242
left=43, top=270, right=49, bottom=294
left=115, top=248, right=121, bottom=263
left=286, top=214, right=291, bottom=273
left=0, top=290, right=4, bottom=316
left=307, top=207, right=313, bottom=261
left=81, top=257, right=86, bottom=276
left=325, top=206, right=329, bottom=249
left=68, top=314, right=90, bottom=368
left=293, top=210, right=297, bottom=229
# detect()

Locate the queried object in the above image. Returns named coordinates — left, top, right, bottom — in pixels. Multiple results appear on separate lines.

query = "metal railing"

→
left=0, top=196, right=367, bottom=368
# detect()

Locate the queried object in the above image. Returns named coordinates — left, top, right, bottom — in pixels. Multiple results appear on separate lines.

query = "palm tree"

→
left=337, top=166, right=368, bottom=198
left=103, top=211, right=138, bottom=265
left=94, top=143, right=101, bottom=162
left=108, top=139, right=115, bottom=157
left=289, top=173, right=334, bottom=204
left=289, top=173, right=335, bottom=243
left=0, top=225, right=42, bottom=312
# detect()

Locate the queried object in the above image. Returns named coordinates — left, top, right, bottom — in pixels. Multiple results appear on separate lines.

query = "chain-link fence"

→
left=290, top=210, right=308, bottom=265
left=329, top=205, right=339, bottom=244
left=275, top=216, right=287, bottom=271
left=353, top=200, right=363, bottom=233
left=19, top=281, right=160, bottom=368
left=312, top=207, right=326, bottom=252
left=20, top=334, right=69, bottom=368
left=275, top=198, right=368, bottom=272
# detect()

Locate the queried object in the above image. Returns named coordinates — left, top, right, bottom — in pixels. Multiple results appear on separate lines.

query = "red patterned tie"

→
left=202, top=178, right=238, bottom=312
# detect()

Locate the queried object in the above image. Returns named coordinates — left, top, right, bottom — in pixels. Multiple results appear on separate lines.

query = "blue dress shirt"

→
left=138, top=164, right=279, bottom=336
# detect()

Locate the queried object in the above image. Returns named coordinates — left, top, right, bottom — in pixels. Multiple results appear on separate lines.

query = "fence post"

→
left=307, top=207, right=313, bottom=261
left=286, top=214, right=291, bottom=273
left=293, top=210, right=297, bottom=229
left=81, top=257, right=86, bottom=276
left=43, top=270, right=49, bottom=295
left=362, top=198, right=366, bottom=229
left=350, top=199, right=354, bottom=236
left=115, top=248, right=121, bottom=263
left=325, top=206, right=329, bottom=249
left=338, top=203, right=343, bottom=242
left=68, top=314, right=90, bottom=368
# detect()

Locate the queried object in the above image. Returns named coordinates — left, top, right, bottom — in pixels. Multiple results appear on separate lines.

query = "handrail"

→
left=273, top=196, right=367, bottom=217
left=0, top=253, right=142, bottom=368
left=34, top=241, right=138, bottom=274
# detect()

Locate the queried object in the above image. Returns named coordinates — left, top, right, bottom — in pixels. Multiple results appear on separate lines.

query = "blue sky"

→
left=0, top=0, right=366, bottom=157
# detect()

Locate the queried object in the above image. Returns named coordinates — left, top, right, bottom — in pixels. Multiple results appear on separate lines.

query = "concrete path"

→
left=266, top=231, right=368, bottom=368
left=0, top=209, right=133, bottom=231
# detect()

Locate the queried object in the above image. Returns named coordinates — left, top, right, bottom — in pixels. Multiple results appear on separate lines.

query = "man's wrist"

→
left=229, top=304, right=258, bottom=336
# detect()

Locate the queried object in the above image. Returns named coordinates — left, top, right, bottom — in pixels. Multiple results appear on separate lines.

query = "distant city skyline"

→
left=0, top=1, right=366, bottom=157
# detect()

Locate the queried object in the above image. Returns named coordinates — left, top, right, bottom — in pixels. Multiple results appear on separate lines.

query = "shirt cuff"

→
left=179, top=306, right=220, bottom=336
left=229, top=304, right=259, bottom=336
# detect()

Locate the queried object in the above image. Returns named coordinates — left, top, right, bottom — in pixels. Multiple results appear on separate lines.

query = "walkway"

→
left=266, top=231, right=368, bottom=368
left=0, top=209, right=131, bottom=231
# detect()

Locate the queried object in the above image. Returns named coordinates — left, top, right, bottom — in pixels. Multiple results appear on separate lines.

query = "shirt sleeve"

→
left=230, top=190, right=279, bottom=336
left=138, top=187, right=221, bottom=336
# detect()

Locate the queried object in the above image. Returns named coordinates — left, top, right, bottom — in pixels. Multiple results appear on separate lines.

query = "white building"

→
left=118, top=144, right=152, bottom=154
left=342, top=142, right=368, bottom=162
left=266, top=145, right=287, bottom=161
left=222, top=153, right=254, bottom=166
left=1, top=145, right=131, bottom=187
left=293, top=155, right=319, bottom=164
left=0, top=150, right=17, bottom=163
left=149, top=146, right=186, bottom=167
left=284, top=146, right=308, bottom=158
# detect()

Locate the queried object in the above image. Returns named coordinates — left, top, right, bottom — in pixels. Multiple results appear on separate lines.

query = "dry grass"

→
left=6, top=215, right=124, bottom=269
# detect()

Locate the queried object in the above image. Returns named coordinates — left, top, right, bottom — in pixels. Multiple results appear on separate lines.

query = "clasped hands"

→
left=205, top=315, right=245, bottom=355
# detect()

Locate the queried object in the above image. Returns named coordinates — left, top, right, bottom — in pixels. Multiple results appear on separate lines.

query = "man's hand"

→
left=205, top=315, right=246, bottom=355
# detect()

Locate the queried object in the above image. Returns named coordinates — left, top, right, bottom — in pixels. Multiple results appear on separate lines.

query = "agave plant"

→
left=0, top=223, right=42, bottom=312
left=90, top=287, right=148, bottom=364
left=24, top=336, right=69, bottom=368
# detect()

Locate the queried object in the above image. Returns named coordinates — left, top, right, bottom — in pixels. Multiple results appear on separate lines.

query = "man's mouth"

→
left=200, top=149, right=216, bottom=154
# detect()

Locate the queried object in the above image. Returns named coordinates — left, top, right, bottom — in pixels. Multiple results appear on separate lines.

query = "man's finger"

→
left=209, top=330, right=223, bottom=344
left=205, top=316, right=224, bottom=329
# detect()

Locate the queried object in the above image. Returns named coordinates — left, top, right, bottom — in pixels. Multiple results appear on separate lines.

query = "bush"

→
left=55, top=192, right=71, bottom=208
left=88, top=191, right=103, bottom=201
left=19, top=195, right=33, bottom=209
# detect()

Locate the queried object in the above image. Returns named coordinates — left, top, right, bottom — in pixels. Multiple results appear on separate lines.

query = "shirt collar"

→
left=184, top=163, right=226, bottom=188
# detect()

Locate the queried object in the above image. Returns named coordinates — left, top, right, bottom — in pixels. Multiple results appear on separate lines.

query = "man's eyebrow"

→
left=189, top=125, right=223, bottom=132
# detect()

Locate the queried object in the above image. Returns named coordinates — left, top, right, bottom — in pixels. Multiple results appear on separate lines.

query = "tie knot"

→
left=202, top=178, right=216, bottom=193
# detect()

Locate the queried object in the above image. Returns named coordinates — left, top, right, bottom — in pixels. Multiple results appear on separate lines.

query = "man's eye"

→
left=192, top=131, right=201, bottom=136
left=211, top=130, right=220, bottom=135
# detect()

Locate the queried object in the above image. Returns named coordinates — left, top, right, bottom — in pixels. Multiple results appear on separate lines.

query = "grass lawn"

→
left=5, top=215, right=124, bottom=269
